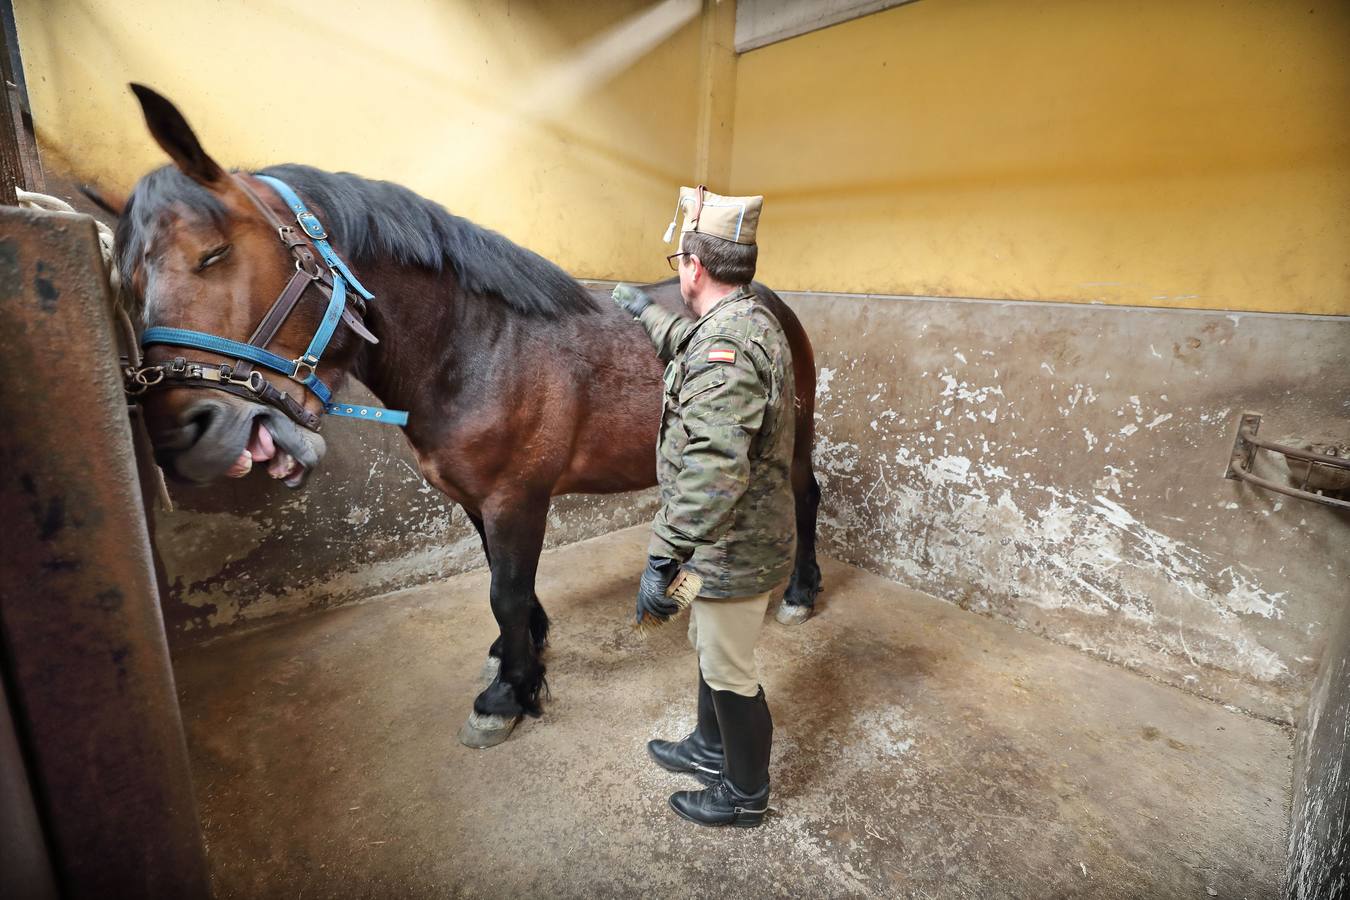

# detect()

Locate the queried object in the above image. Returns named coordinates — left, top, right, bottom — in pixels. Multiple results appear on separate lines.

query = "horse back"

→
left=608, top=278, right=817, bottom=468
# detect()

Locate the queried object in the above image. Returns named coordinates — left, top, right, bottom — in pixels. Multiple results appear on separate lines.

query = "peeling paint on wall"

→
left=794, top=292, right=1350, bottom=721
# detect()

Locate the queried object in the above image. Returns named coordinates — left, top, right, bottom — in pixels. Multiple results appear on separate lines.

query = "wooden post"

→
left=0, top=204, right=213, bottom=899
left=0, top=0, right=44, bottom=204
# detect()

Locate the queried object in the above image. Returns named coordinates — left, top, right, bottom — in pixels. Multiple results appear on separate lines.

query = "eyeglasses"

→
left=666, top=251, right=691, bottom=271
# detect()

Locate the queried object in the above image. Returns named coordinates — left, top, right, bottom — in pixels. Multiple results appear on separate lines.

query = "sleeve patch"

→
left=707, top=347, right=737, bottom=365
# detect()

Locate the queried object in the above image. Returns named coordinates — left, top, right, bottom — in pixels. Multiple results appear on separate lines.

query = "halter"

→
left=124, top=173, right=408, bottom=431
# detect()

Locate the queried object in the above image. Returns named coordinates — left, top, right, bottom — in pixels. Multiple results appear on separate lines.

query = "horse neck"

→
left=345, top=261, right=503, bottom=414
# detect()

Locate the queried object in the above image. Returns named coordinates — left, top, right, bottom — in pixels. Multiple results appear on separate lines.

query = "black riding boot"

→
left=647, top=671, right=723, bottom=785
left=669, top=686, right=772, bottom=828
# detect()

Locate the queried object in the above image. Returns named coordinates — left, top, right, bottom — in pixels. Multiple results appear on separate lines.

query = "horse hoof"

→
left=480, top=655, right=501, bottom=685
left=457, top=711, right=519, bottom=749
left=775, top=602, right=813, bottom=626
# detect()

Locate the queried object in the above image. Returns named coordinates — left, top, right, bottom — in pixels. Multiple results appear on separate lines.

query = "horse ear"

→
left=129, top=83, right=225, bottom=186
left=79, top=184, right=127, bottom=218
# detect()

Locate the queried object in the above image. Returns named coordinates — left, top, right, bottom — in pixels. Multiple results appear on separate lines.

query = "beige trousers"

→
left=687, top=590, right=773, bottom=696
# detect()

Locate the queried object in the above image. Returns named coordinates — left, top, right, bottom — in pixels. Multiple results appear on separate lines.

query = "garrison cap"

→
left=662, top=185, right=762, bottom=246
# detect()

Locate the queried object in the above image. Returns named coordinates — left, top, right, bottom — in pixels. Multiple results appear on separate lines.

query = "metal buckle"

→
left=296, top=211, right=327, bottom=240
left=226, top=369, right=267, bottom=393
left=125, top=365, right=164, bottom=395
left=293, top=355, right=319, bottom=380
left=294, top=256, right=323, bottom=280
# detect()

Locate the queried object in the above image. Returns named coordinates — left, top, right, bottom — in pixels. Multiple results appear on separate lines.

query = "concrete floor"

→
left=173, top=526, right=1292, bottom=899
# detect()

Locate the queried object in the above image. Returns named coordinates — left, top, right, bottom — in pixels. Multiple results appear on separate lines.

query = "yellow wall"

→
left=14, top=0, right=703, bottom=283
left=730, top=0, right=1350, bottom=315
left=17, top=1, right=1350, bottom=313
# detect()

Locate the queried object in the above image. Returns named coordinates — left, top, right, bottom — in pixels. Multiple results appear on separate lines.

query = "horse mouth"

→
left=225, top=419, right=309, bottom=488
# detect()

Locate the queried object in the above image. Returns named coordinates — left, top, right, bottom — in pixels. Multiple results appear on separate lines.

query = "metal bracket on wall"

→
left=1224, top=412, right=1350, bottom=511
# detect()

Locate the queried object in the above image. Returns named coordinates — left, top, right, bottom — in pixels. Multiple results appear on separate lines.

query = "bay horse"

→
left=118, top=86, right=821, bottom=747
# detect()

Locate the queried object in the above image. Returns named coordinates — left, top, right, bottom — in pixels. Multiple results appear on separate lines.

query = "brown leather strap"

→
left=233, top=173, right=291, bottom=232
left=231, top=266, right=323, bottom=383
left=341, top=303, right=378, bottom=343
left=233, top=172, right=324, bottom=292
left=193, top=174, right=379, bottom=428
left=229, top=173, right=325, bottom=384
left=154, top=360, right=323, bottom=432
left=248, top=267, right=318, bottom=347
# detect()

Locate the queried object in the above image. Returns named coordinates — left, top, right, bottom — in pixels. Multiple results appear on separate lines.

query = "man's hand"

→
left=612, top=283, right=653, bottom=318
left=636, top=556, right=681, bottom=624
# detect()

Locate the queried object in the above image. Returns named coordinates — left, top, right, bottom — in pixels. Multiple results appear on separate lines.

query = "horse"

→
left=117, top=85, right=822, bottom=748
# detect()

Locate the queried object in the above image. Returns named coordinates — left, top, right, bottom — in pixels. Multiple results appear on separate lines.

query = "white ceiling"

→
left=734, top=0, right=919, bottom=52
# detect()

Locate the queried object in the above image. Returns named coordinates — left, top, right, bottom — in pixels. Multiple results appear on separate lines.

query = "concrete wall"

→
left=1288, top=601, right=1350, bottom=898
left=13, top=0, right=704, bottom=284
left=792, top=292, right=1349, bottom=722
left=731, top=0, right=1350, bottom=315
left=155, top=384, right=658, bottom=642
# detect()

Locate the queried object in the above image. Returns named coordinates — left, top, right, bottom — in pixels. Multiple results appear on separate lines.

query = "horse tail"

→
left=753, top=281, right=824, bottom=611
left=751, top=282, right=816, bottom=469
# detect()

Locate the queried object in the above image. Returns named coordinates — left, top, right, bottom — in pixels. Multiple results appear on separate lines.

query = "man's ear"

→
left=129, top=83, right=225, bottom=186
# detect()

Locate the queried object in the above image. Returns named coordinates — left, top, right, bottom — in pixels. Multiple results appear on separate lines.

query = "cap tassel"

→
left=663, top=191, right=691, bottom=244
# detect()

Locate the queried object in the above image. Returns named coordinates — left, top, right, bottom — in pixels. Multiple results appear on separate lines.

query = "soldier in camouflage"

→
left=612, top=185, right=794, bottom=829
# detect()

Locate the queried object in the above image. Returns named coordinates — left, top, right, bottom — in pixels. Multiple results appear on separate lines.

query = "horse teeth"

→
left=268, top=452, right=295, bottom=478
left=227, top=451, right=253, bottom=478
left=282, top=460, right=306, bottom=488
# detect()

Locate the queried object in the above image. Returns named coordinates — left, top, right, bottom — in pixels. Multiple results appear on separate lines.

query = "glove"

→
left=612, top=283, right=653, bottom=318
left=636, top=556, right=681, bottom=625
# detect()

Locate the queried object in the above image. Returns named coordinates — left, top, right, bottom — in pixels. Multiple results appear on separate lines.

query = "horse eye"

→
left=197, top=244, right=232, bottom=271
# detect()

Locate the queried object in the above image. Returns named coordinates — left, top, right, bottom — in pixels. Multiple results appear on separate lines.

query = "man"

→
left=612, top=185, right=796, bottom=828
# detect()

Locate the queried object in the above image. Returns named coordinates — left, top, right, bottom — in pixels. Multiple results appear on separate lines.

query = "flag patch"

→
left=708, top=348, right=737, bottom=364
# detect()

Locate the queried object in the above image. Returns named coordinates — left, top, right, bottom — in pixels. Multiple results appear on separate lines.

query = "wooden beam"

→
left=0, top=0, right=44, bottom=203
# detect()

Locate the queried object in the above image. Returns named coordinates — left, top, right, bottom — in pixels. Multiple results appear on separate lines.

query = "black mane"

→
left=117, top=164, right=597, bottom=319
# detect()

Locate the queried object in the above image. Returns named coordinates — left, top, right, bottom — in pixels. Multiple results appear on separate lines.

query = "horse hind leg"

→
left=778, top=460, right=823, bottom=625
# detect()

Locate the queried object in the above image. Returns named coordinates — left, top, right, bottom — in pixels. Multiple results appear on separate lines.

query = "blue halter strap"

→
left=138, top=174, right=407, bottom=428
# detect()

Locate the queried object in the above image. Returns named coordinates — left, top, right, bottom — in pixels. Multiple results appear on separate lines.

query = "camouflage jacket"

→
left=635, top=285, right=796, bottom=599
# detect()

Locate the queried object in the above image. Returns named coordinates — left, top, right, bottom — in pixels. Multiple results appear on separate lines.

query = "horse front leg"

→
left=458, top=495, right=550, bottom=749
left=468, top=509, right=551, bottom=686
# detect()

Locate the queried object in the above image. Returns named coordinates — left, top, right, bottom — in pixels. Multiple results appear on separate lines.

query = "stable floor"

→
left=173, top=527, right=1292, bottom=899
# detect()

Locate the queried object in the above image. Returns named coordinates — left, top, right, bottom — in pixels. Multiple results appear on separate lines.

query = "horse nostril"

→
left=184, top=403, right=215, bottom=438
left=162, top=400, right=216, bottom=452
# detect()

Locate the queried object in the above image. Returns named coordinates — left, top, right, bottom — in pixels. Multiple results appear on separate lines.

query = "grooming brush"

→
left=634, top=569, right=703, bottom=637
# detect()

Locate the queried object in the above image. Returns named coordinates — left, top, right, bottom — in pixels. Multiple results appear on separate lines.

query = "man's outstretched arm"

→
left=612, top=284, right=694, bottom=362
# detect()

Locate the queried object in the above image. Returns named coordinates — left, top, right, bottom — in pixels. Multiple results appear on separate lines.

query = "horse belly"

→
left=552, top=415, right=659, bottom=496
left=552, top=350, right=663, bottom=496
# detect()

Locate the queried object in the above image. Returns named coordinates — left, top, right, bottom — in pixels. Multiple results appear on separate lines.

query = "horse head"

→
left=118, top=86, right=374, bottom=487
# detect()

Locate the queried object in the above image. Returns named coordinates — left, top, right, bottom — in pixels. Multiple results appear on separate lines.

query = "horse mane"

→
left=261, top=164, right=596, bottom=318
left=116, top=164, right=597, bottom=319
